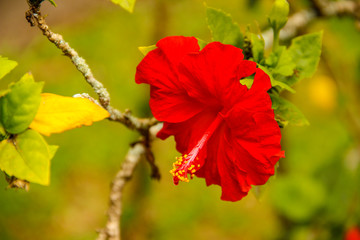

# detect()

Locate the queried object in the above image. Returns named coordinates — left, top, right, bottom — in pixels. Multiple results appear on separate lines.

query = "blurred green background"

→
left=0, top=0, right=359, bottom=239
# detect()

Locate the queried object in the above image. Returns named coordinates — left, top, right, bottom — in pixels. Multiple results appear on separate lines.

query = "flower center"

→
left=170, top=113, right=224, bottom=184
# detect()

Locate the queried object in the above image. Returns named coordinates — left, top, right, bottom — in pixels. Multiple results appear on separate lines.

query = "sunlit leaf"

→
left=0, top=56, right=18, bottom=80
left=29, top=93, right=110, bottom=136
left=250, top=33, right=265, bottom=63
left=206, top=7, right=243, bottom=48
left=240, top=77, right=254, bottom=89
left=138, top=45, right=156, bottom=56
left=47, top=0, right=57, bottom=7
left=0, top=130, right=57, bottom=185
left=265, top=46, right=296, bottom=76
left=196, top=38, right=208, bottom=50
left=0, top=122, right=6, bottom=140
left=287, top=32, right=323, bottom=84
left=110, top=0, right=136, bottom=13
left=0, top=73, right=43, bottom=134
left=270, top=94, right=309, bottom=126
left=259, top=65, right=295, bottom=93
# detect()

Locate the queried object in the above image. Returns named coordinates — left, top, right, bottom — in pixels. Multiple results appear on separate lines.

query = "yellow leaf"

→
left=29, top=93, right=110, bottom=136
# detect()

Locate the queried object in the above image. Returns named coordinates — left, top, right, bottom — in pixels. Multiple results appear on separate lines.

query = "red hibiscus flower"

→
left=136, top=36, right=284, bottom=201
left=346, top=227, right=360, bottom=240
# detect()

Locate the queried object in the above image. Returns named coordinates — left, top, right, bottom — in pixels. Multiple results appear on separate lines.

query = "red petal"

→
left=195, top=123, right=224, bottom=187
left=149, top=86, right=205, bottom=123
left=211, top=126, right=251, bottom=201
left=136, top=36, right=199, bottom=89
left=136, top=36, right=205, bottom=123
left=156, top=36, right=200, bottom=67
left=248, top=68, right=272, bottom=93
left=238, top=60, right=257, bottom=79
left=178, top=42, right=252, bottom=107
left=232, top=71, right=274, bottom=116
left=157, top=108, right=219, bottom=153
left=224, top=102, right=283, bottom=184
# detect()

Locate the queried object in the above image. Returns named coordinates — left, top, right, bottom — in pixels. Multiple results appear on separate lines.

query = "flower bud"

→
left=268, top=0, right=289, bottom=30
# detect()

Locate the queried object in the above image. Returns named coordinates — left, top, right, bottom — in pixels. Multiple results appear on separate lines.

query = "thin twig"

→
left=25, top=4, right=159, bottom=134
left=96, top=123, right=161, bottom=240
left=96, top=142, right=146, bottom=240
left=263, top=0, right=360, bottom=49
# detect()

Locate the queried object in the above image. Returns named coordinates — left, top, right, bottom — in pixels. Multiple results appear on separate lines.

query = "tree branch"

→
left=96, top=142, right=145, bottom=240
left=25, top=3, right=159, bottom=135
left=24, top=3, right=162, bottom=239
left=96, top=123, right=161, bottom=240
left=263, top=0, right=360, bottom=49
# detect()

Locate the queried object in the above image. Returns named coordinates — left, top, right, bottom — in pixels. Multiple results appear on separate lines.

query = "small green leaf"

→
left=47, top=0, right=57, bottom=7
left=240, top=77, right=254, bottom=89
left=196, top=38, right=208, bottom=50
left=265, top=46, right=296, bottom=76
left=0, top=130, right=57, bottom=185
left=0, top=73, right=43, bottom=134
left=265, top=47, right=282, bottom=68
left=110, top=0, right=136, bottom=13
left=270, top=94, right=309, bottom=126
left=0, top=122, right=6, bottom=140
left=250, top=33, right=265, bottom=63
left=287, top=32, right=323, bottom=83
left=274, top=81, right=295, bottom=93
left=206, top=7, right=243, bottom=48
left=259, top=65, right=295, bottom=93
left=48, top=145, right=59, bottom=159
left=138, top=45, right=157, bottom=56
left=0, top=56, right=18, bottom=80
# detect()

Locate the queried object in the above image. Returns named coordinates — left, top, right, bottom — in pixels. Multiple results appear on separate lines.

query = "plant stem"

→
left=272, top=28, right=280, bottom=51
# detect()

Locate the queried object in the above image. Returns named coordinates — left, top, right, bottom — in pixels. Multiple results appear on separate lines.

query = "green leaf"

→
left=47, top=0, right=57, bottom=7
left=138, top=45, right=156, bottom=56
left=196, top=38, right=208, bottom=50
left=0, top=56, right=18, bottom=80
left=265, top=46, right=296, bottom=76
left=0, top=130, right=58, bottom=185
left=206, top=7, right=243, bottom=48
left=250, top=33, right=265, bottom=63
left=0, top=122, right=6, bottom=140
left=48, top=145, right=59, bottom=159
left=287, top=32, right=323, bottom=83
left=110, top=0, right=136, bottom=13
left=259, top=65, right=295, bottom=93
left=240, top=77, right=254, bottom=89
left=0, top=73, right=44, bottom=134
left=270, top=94, right=309, bottom=126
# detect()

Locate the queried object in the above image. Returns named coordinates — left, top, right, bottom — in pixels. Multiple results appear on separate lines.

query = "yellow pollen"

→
left=171, top=152, right=204, bottom=184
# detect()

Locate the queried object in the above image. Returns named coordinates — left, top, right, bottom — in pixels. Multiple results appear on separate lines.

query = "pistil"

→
left=170, top=113, right=224, bottom=184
